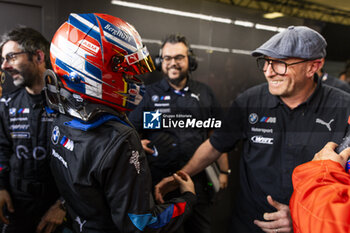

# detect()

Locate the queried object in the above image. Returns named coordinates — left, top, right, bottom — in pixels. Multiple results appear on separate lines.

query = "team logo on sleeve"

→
left=143, top=110, right=161, bottom=129
left=51, top=126, right=60, bottom=144
left=52, top=149, right=67, bottom=168
left=60, top=136, right=74, bottom=151
left=249, top=113, right=258, bottom=124
left=130, top=150, right=140, bottom=174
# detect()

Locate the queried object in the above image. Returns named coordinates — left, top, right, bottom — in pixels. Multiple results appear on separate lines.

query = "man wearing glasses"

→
left=0, top=27, right=65, bottom=233
left=129, top=34, right=229, bottom=233
left=155, top=26, right=350, bottom=233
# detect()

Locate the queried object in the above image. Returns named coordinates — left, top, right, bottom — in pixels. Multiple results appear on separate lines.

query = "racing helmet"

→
left=47, top=13, right=154, bottom=115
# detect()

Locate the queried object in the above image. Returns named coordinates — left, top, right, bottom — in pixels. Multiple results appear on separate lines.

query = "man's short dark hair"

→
left=160, top=34, right=190, bottom=51
left=0, top=26, right=51, bottom=68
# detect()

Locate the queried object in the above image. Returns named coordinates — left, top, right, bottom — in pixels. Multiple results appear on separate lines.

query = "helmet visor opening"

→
left=111, top=46, right=155, bottom=75
left=128, top=54, right=155, bottom=75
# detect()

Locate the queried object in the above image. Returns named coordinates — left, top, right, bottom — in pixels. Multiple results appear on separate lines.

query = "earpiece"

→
left=154, top=55, right=162, bottom=71
left=187, top=48, right=198, bottom=72
left=36, top=50, right=44, bottom=63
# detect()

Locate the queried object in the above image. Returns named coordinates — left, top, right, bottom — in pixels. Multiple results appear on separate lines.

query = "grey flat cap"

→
left=251, top=26, right=327, bottom=60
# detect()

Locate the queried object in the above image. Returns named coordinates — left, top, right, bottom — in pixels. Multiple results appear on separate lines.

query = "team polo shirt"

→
left=129, top=78, right=221, bottom=183
left=210, top=79, right=350, bottom=231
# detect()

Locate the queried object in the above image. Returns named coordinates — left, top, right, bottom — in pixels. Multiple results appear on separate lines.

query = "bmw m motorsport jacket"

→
left=50, top=112, right=197, bottom=233
left=0, top=88, right=59, bottom=231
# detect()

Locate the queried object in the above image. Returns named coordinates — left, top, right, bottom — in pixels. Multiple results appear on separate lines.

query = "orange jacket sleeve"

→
left=290, top=160, right=350, bottom=233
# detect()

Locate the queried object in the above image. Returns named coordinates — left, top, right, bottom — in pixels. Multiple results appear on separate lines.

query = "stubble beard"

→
left=11, top=63, right=38, bottom=88
left=164, top=66, right=188, bottom=87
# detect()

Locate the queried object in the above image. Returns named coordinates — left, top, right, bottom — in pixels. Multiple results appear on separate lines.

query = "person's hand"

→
left=313, top=142, right=350, bottom=168
left=219, top=173, right=228, bottom=189
left=36, top=200, right=66, bottom=233
left=173, top=170, right=195, bottom=194
left=254, top=195, right=293, bottom=233
left=154, top=175, right=179, bottom=204
left=141, top=139, right=154, bottom=154
left=0, top=189, right=14, bottom=224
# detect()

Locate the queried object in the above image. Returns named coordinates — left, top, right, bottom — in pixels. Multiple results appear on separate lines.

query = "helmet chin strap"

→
left=44, top=69, right=65, bottom=114
left=43, top=69, right=128, bottom=122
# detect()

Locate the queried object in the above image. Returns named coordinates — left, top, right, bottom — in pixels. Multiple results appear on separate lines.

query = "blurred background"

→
left=1, top=0, right=350, bottom=232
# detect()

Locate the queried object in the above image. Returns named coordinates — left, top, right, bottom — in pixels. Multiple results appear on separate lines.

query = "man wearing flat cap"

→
left=155, top=26, right=350, bottom=233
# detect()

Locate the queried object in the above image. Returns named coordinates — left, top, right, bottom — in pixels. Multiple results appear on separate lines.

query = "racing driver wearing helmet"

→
left=45, top=13, right=197, bottom=233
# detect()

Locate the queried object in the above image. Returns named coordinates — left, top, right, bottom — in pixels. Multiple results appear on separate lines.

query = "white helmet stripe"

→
left=51, top=36, right=102, bottom=98
left=71, top=13, right=138, bottom=53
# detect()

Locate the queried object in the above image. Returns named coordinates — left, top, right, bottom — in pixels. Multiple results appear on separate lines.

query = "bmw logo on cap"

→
left=249, top=113, right=259, bottom=124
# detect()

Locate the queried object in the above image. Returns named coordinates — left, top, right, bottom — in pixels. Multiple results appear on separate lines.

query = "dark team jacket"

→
left=49, top=113, right=197, bottom=233
left=321, top=72, right=350, bottom=93
left=129, top=79, right=222, bottom=179
left=210, top=79, right=350, bottom=232
left=0, top=88, right=58, bottom=210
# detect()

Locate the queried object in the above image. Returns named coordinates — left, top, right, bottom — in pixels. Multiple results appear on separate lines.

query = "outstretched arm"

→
left=182, top=139, right=222, bottom=176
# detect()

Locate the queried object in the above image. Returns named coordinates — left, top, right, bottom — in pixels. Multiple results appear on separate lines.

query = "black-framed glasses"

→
left=162, top=55, right=186, bottom=64
left=256, top=57, right=309, bottom=75
left=0, top=51, right=28, bottom=65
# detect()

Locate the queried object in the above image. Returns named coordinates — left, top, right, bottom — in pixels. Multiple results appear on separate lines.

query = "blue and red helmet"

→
left=50, top=13, right=154, bottom=112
